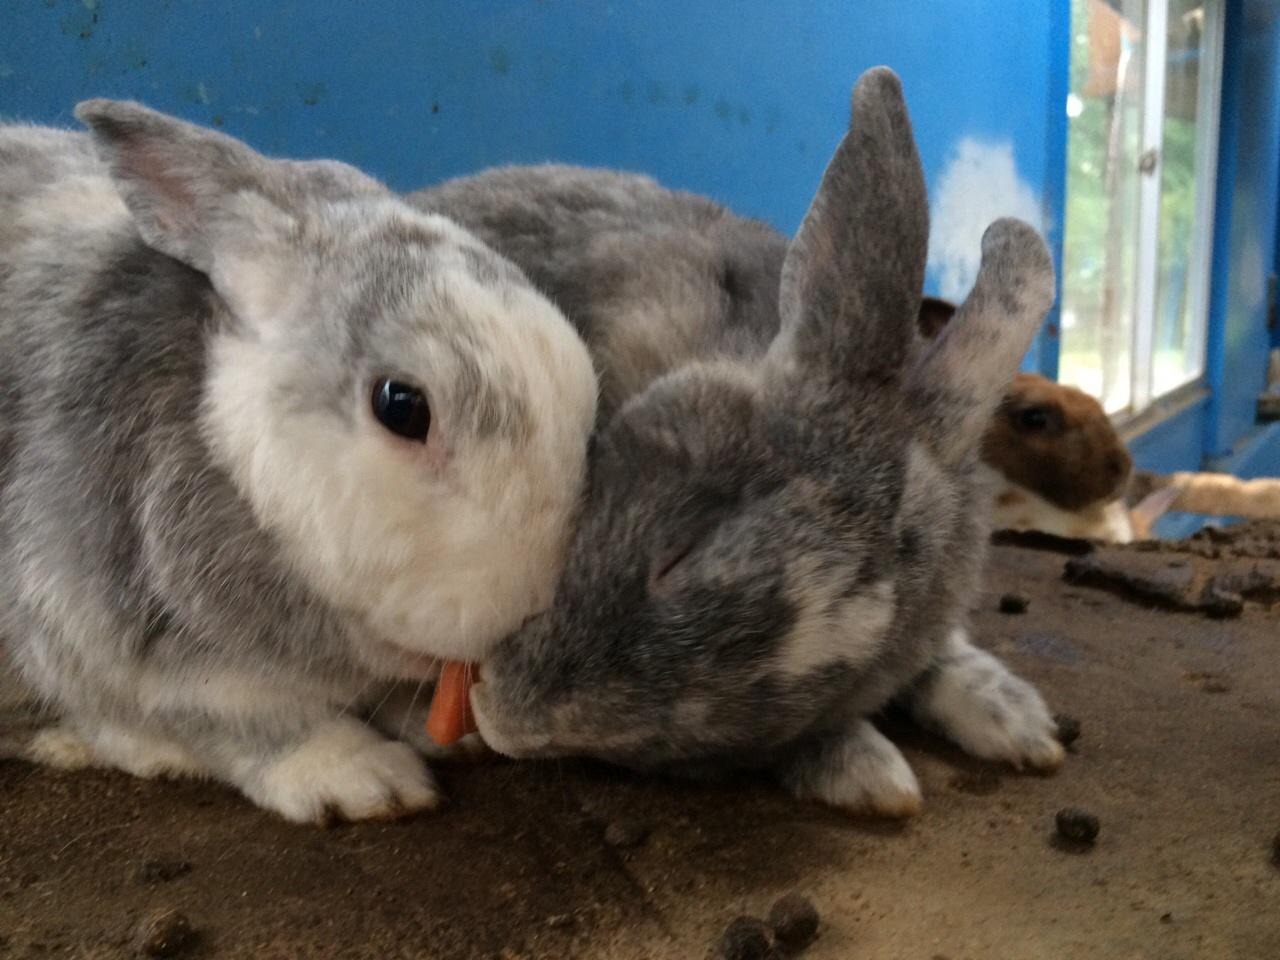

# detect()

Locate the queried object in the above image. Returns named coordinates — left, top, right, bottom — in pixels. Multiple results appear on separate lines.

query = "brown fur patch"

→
left=995, top=489, right=1026, bottom=507
left=982, top=374, right=1132, bottom=511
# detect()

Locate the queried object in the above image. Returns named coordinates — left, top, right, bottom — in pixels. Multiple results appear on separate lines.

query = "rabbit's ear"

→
left=917, top=296, right=957, bottom=339
left=76, top=99, right=301, bottom=321
left=771, top=67, right=928, bottom=384
left=906, top=218, right=1055, bottom=467
left=75, top=100, right=292, bottom=274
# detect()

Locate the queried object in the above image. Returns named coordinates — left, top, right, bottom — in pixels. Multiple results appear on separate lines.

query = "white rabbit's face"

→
left=202, top=203, right=598, bottom=671
left=72, top=99, right=598, bottom=672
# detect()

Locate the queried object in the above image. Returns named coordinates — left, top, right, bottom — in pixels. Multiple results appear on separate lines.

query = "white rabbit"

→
left=0, top=102, right=596, bottom=822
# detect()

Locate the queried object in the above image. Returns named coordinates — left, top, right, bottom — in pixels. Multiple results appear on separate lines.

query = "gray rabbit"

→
left=0, top=103, right=597, bottom=821
left=411, top=67, right=1063, bottom=816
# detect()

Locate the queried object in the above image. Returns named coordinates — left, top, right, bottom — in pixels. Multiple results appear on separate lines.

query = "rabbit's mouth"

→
left=468, top=682, right=555, bottom=758
left=470, top=681, right=673, bottom=764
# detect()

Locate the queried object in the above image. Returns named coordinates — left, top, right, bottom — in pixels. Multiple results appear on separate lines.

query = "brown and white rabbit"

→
left=922, top=298, right=1280, bottom=543
left=919, top=297, right=1137, bottom=541
left=981, top=372, right=1141, bottom=542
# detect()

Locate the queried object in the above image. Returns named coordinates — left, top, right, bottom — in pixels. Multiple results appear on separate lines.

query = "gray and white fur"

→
left=410, top=67, right=1063, bottom=816
left=0, top=103, right=597, bottom=822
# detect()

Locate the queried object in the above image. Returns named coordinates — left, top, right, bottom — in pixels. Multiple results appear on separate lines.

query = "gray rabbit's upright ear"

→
left=906, top=218, right=1056, bottom=467
left=770, top=67, right=929, bottom=384
left=75, top=100, right=290, bottom=276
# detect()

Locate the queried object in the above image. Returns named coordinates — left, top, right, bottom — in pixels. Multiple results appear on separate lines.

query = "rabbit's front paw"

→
left=27, top=726, right=95, bottom=769
left=912, top=628, right=1065, bottom=772
left=250, top=718, right=441, bottom=825
left=782, top=719, right=922, bottom=818
left=28, top=723, right=207, bottom=779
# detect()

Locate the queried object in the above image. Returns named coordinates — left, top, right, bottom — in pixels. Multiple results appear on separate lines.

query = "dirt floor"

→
left=1, top=526, right=1278, bottom=959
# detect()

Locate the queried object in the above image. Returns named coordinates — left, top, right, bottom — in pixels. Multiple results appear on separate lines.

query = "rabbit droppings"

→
left=414, top=68, right=1065, bottom=817
left=0, top=103, right=596, bottom=822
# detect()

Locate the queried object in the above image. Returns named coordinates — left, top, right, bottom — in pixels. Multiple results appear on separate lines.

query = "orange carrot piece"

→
left=426, top=660, right=478, bottom=746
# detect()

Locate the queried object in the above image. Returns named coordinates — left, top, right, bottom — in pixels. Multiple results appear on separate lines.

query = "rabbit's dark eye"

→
left=1015, top=407, right=1050, bottom=432
left=371, top=378, right=431, bottom=442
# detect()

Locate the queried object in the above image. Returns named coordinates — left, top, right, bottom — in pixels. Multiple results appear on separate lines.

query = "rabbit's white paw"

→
left=93, top=725, right=208, bottom=778
left=912, top=627, right=1065, bottom=772
left=28, top=724, right=206, bottom=779
left=249, top=718, right=441, bottom=825
left=27, top=726, right=94, bottom=769
left=784, top=719, right=922, bottom=818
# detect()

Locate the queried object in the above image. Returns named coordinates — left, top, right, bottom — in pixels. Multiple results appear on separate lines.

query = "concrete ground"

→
left=1, top=526, right=1277, bottom=959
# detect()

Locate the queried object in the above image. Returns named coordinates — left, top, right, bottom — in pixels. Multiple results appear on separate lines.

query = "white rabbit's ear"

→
left=76, top=99, right=297, bottom=318
left=772, top=67, right=929, bottom=385
left=277, top=157, right=387, bottom=202
left=75, top=101, right=290, bottom=269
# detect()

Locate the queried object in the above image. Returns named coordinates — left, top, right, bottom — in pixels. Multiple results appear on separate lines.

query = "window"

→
left=1060, top=0, right=1224, bottom=417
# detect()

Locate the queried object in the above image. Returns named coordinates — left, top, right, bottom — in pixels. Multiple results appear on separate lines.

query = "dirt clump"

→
left=767, top=892, right=819, bottom=951
left=716, top=916, right=772, bottom=960
left=998, top=592, right=1029, bottom=614
left=1063, top=549, right=1280, bottom=618
left=1054, top=808, right=1100, bottom=846
left=1052, top=713, right=1081, bottom=749
left=133, top=908, right=196, bottom=957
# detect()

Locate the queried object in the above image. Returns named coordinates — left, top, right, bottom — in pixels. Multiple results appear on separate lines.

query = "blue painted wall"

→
left=1203, top=0, right=1280, bottom=459
left=1, top=0, right=1065, bottom=303
left=1031, top=0, right=1073, bottom=380
left=4, top=0, right=1277, bottom=526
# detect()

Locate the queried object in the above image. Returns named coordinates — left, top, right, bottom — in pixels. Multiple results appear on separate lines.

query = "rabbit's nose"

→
left=468, top=682, right=553, bottom=759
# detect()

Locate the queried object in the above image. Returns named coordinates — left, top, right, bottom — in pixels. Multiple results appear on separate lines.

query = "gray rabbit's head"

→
left=469, top=68, right=1055, bottom=773
left=72, top=101, right=598, bottom=671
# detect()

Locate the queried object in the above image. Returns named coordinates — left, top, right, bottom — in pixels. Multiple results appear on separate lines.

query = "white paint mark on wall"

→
left=928, top=138, right=1048, bottom=302
left=1237, top=238, right=1266, bottom=313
